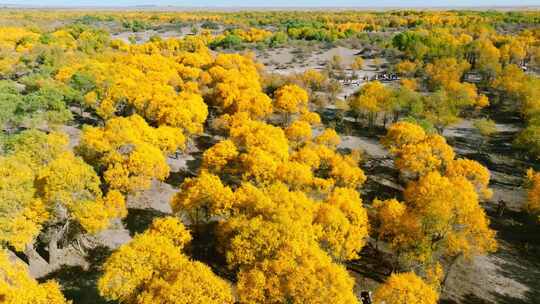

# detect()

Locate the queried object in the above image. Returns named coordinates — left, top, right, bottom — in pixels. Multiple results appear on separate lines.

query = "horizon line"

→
left=1, top=4, right=540, bottom=8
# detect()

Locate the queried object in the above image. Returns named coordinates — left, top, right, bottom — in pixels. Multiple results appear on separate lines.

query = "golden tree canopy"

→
left=98, top=217, right=233, bottom=304
left=78, top=114, right=184, bottom=193
left=0, top=250, right=70, bottom=304
left=373, top=272, right=439, bottom=304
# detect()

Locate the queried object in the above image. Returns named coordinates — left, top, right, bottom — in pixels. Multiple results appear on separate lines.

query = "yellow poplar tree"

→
left=98, top=217, right=233, bottom=304
left=236, top=244, right=359, bottom=304
left=425, top=58, right=470, bottom=90
left=0, top=250, right=69, bottom=304
left=208, top=53, right=273, bottom=119
left=171, top=170, right=234, bottom=225
left=57, top=52, right=209, bottom=135
left=78, top=114, right=184, bottom=193
left=350, top=81, right=392, bottom=128
left=0, top=155, right=48, bottom=252
left=373, top=272, right=438, bottom=304
left=314, top=187, right=369, bottom=260
left=1, top=130, right=126, bottom=266
left=525, top=168, right=540, bottom=221
left=381, top=121, right=426, bottom=153
left=36, top=151, right=127, bottom=264
left=402, top=172, right=497, bottom=264
left=201, top=139, right=239, bottom=173
left=274, top=84, right=309, bottom=123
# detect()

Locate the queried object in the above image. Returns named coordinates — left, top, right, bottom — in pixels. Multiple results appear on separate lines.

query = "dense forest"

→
left=0, top=8, right=539, bottom=304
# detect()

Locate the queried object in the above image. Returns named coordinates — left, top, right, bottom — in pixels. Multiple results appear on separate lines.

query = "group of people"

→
left=371, top=73, right=400, bottom=81
left=339, top=73, right=400, bottom=86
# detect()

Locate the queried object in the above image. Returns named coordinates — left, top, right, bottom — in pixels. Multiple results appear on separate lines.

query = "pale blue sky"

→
left=3, top=0, right=540, bottom=7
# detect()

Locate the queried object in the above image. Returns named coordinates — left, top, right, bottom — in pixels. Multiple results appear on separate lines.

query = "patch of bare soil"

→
left=256, top=46, right=384, bottom=80
left=111, top=28, right=191, bottom=44
left=61, top=124, right=81, bottom=149
left=126, top=180, right=176, bottom=213
left=339, top=134, right=388, bottom=158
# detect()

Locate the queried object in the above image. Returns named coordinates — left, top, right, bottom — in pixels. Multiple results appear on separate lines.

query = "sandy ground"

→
left=61, top=124, right=81, bottom=149
left=256, top=46, right=391, bottom=100
left=339, top=134, right=388, bottom=158
left=257, top=46, right=363, bottom=71
left=111, top=28, right=193, bottom=44
left=258, top=46, right=381, bottom=73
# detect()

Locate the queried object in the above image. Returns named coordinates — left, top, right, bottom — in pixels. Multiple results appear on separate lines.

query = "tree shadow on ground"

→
left=440, top=293, right=493, bottom=304
left=70, top=107, right=101, bottom=127
left=361, top=177, right=402, bottom=203
left=483, top=208, right=540, bottom=304
left=193, top=134, right=217, bottom=151
left=123, top=208, right=168, bottom=236
left=485, top=106, right=523, bottom=126
left=461, top=151, right=529, bottom=181
left=495, top=292, right=540, bottom=304
left=187, top=221, right=236, bottom=282
left=347, top=244, right=394, bottom=285
left=40, top=246, right=115, bottom=304
left=164, top=151, right=202, bottom=187
left=446, top=127, right=480, bottom=152
left=351, top=121, right=387, bottom=139
left=318, top=108, right=388, bottom=139
left=186, top=152, right=203, bottom=172
left=440, top=183, right=539, bottom=303
left=165, top=169, right=195, bottom=187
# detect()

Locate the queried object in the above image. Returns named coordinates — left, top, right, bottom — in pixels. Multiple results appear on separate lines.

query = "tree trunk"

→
left=442, top=254, right=462, bottom=288
left=284, top=113, right=291, bottom=127
left=48, top=232, right=60, bottom=268
left=369, top=113, right=377, bottom=132
left=436, top=124, right=445, bottom=135
left=393, top=111, right=400, bottom=123
left=391, top=251, right=401, bottom=275
left=24, top=243, right=50, bottom=278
